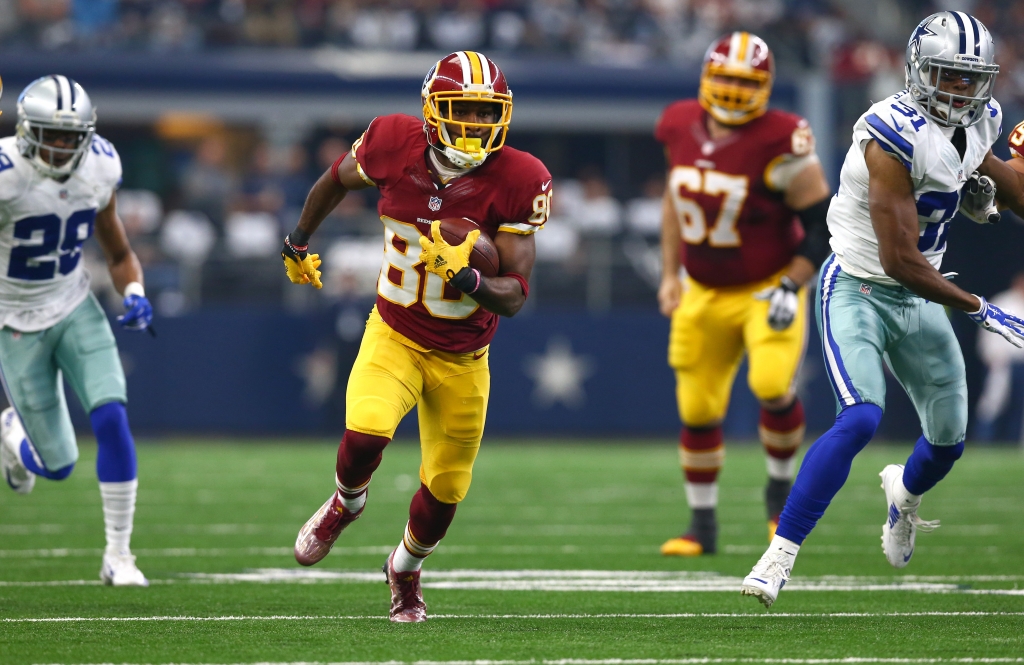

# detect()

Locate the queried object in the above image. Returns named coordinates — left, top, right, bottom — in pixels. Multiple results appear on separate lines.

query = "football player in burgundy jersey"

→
left=656, top=32, right=833, bottom=556
left=282, top=51, right=551, bottom=622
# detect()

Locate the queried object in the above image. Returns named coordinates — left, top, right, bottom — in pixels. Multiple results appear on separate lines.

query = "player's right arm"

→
left=866, top=140, right=980, bottom=313
left=657, top=179, right=682, bottom=317
left=282, top=150, right=372, bottom=289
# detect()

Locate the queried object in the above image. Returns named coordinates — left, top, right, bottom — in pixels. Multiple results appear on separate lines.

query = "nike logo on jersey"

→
left=472, top=350, right=487, bottom=360
left=890, top=115, right=904, bottom=132
left=541, top=180, right=551, bottom=192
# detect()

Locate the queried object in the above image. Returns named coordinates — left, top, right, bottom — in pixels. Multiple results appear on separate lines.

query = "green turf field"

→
left=1, top=438, right=1023, bottom=664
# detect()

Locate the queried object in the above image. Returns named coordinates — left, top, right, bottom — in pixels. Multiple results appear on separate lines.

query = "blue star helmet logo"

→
left=910, top=20, right=936, bottom=55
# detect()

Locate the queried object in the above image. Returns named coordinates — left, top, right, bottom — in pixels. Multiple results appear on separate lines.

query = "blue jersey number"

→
left=8, top=209, right=97, bottom=281
left=891, top=102, right=927, bottom=132
left=916, top=190, right=960, bottom=253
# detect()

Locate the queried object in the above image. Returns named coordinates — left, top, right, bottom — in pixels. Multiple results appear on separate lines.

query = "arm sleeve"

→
left=351, top=115, right=414, bottom=188
left=794, top=197, right=832, bottom=269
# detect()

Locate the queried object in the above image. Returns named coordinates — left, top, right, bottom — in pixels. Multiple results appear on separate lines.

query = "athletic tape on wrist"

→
left=123, top=282, right=145, bottom=298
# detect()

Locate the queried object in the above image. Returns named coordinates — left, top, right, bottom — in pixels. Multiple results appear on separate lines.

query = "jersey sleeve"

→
left=351, top=114, right=420, bottom=188
left=90, top=135, right=123, bottom=210
left=498, top=156, right=553, bottom=235
left=763, top=116, right=820, bottom=192
left=1007, top=119, right=1024, bottom=159
left=853, top=100, right=919, bottom=171
left=0, top=143, right=23, bottom=209
left=654, top=101, right=687, bottom=146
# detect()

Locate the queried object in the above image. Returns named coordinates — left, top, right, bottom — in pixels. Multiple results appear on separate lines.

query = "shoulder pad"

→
left=85, top=135, right=123, bottom=190
left=0, top=138, right=28, bottom=202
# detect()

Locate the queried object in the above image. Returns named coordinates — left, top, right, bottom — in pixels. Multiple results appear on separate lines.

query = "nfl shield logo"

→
left=428, top=196, right=442, bottom=212
left=860, top=283, right=873, bottom=295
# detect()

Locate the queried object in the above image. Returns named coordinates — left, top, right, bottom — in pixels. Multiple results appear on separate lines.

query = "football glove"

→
left=282, top=234, right=322, bottom=289
left=418, top=220, right=479, bottom=281
left=968, top=296, right=1024, bottom=348
left=754, top=276, right=800, bottom=331
left=960, top=171, right=1000, bottom=225
left=117, top=294, right=153, bottom=331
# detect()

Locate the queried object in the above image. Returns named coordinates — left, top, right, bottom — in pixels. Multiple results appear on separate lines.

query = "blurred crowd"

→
left=7, top=2, right=1024, bottom=102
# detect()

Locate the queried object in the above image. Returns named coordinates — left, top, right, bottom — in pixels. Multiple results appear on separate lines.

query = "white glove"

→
left=959, top=171, right=1000, bottom=225
left=968, top=296, right=1024, bottom=348
left=754, top=276, right=800, bottom=331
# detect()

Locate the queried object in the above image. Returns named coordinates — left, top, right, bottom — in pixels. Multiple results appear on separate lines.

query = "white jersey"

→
left=827, top=89, right=1002, bottom=286
left=0, top=135, right=122, bottom=332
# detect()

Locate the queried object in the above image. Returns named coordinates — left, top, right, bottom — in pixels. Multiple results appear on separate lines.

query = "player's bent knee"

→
left=346, top=397, right=401, bottom=437
left=835, top=403, right=883, bottom=444
left=424, top=470, right=472, bottom=504
left=924, top=390, right=968, bottom=446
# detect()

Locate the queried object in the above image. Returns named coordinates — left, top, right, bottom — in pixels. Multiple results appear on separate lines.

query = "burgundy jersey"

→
left=353, top=114, right=552, bottom=353
left=655, top=100, right=814, bottom=287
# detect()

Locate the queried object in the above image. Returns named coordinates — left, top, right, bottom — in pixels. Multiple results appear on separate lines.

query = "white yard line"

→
left=4, top=570, right=1024, bottom=594
left=7, top=611, right=1024, bottom=623
left=25, top=657, right=1024, bottom=664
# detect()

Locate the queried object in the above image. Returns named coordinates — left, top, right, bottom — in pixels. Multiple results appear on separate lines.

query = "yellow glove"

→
left=283, top=252, right=323, bottom=289
left=418, top=220, right=479, bottom=280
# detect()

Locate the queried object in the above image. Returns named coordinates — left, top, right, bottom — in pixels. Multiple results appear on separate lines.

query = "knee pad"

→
left=90, top=402, right=137, bottom=483
left=423, top=469, right=472, bottom=504
left=346, top=397, right=399, bottom=437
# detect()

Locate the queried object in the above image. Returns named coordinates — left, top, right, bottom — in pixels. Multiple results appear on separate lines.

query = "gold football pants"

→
left=345, top=306, right=489, bottom=504
left=669, top=272, right=807, bottom=427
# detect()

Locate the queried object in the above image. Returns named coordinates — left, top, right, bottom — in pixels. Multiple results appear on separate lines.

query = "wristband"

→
left=504, top=272, right=530, bottom=299
left=288, top=228, right=310, bottom=248
left=779, top=276, right=799, bottom=293
left=448, top=267, right=481, bottom=294
left=123, top=282, right=145, bottom=298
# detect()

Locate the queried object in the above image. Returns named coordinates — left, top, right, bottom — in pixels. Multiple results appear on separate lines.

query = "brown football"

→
left=436, top=217, right=500, bottom=278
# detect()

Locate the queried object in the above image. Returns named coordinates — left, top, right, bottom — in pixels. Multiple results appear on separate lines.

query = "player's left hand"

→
left=418, top=220, right=479, bottom=280
left=117, top=294, right=153, bottom=331
left=960, top=171, right=1000, bottom=225
left=754, top=276, right=800, bottom=331
left=282, top=234, right=323, bottom=289
left=968, top=296, right=1024, bottom=348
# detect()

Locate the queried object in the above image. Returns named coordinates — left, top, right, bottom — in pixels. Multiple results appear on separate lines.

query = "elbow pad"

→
left=795, top=198, right=832, bottom=269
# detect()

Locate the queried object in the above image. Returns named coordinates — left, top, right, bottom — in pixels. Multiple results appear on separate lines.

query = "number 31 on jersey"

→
left=668, top=165, right=749, bottom=247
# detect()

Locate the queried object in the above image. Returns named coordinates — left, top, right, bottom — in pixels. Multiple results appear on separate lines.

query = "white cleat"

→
left=1, top=407, right=34, bottom=495
left=100, top=552, right=149, bottom=587
left=880, top=464, right=939, bottom=569
left=741, top=542, right=797, bottom=609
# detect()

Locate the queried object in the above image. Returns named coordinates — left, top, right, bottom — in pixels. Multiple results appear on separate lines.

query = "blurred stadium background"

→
left=3, top=0, right=1024, bottom=441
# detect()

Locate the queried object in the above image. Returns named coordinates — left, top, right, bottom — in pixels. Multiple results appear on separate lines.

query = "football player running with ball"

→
left=0, top=76, right=152, bottom=585
left=656, top=32, right=833, bottom=556
left=286, top=52, right=551, bottom=622
left=742, top=11, right=1024, bottom=608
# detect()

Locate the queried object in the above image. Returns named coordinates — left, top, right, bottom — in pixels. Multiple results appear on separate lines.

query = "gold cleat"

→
left=660, top=536, right=705, bottom=557
left=768, top=517, right=779, bottom=542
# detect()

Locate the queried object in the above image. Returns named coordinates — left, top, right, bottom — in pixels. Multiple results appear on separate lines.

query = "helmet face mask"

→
left=905, top=12, right=999, bottom=129
left=699, top=32, right=774, bottom=126
left=422, top=52, right=513, bottom=168
left=16, top=75, right=96, bottom=179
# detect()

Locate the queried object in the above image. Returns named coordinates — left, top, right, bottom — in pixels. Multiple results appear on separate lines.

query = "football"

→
left=436, top=217, right=500, bottom=278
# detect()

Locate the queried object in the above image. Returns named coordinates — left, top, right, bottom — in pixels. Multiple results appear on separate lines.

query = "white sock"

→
left=892, top=473, right=922, bottom=510
left=392, top=541, right=425, bottom=572
left=336, top=477, right=368, bottom=513
left=768, top=534, right=800, bottom=559
left=766, top=456, right=796, bottom=481
left=99, top=479, right=137, bottom=556
left=684, top=481, right=718, bottom=509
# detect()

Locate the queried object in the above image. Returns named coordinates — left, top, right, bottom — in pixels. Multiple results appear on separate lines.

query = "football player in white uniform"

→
left=0, top=76, right=153, bottom=586
left=740, top=11, right=1024, bottom=608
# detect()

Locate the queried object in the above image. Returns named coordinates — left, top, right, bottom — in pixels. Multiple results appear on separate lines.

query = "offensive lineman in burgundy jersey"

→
left=656, top=32, right=833, bottom=557
left=282, top=51, right=551, bottom=622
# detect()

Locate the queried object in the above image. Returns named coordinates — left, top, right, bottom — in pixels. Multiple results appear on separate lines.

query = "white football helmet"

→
left=16, top=75, right=97, bottom=178
left=905, top=11, right=998, bottom=129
